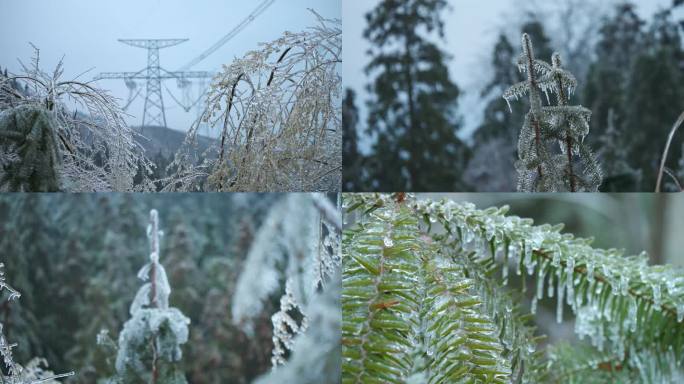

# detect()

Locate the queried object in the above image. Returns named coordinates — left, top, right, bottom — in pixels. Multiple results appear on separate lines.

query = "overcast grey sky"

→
left=343, top=0, right=676, bottom=149
left=0, top=0, right=340, bottom=134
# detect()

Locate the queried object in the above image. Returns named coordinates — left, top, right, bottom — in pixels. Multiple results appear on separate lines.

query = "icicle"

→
left=502, top=260, right=509, bottom=285
left=628, top=297, right=637, bottom=332
left=505, top=98, right=512, bottom=113
left=653, top=283, right=662, bottom=308
left=619, top=274, right=629, bottom=296
left=519, top=242, right=531, bottom=276
left=566, top=257, right=575, bottom=308
left=677, top=302, right=684, bottom=323
left=557, top=279, right=565, bottom=323
left=531, top=296, right=538, bottom=315
left=586, top=260, right=594, bottom=283
left=526, top=259, right=536, bottom=276
left=536, top=266, right=545, bottom=301
left=552, top=245, right=561, bottom=267
left=548, top=274, right=555, bottom=298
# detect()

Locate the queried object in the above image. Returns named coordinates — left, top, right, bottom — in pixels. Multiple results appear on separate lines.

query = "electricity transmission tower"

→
left=95, top=39, right=212, bottom=129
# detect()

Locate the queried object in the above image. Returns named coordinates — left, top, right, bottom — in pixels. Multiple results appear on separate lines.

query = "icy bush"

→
left=0, top=45, right=154, bottom=192
left=166, top=11, right=341, bottom=192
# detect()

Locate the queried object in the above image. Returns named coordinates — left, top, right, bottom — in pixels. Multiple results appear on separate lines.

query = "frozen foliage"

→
left=504, top=34, right=602, bottom=192
left=232, top=193, right=341, bottom=382
left=0, top=264, right=74, bottom=384
left=270, top=280, right=308, bottom=367
left=104, top=210, right=190, bottom=383
left=0, top=46, right=154, bottom=192
left=167, top=11, right=341, bottom=192
left=232, top=193, right=341, bottom=331
left=344, top=194, right=684, bottom=383
left=255, top=272, right=341, bottom=384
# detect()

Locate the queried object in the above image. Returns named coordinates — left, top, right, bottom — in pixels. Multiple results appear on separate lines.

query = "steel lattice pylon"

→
left=95, top=39, right=212, bottom=129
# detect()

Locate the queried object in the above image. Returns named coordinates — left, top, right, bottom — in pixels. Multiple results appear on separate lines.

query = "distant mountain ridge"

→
left=134, top=125, right=214, bottom=158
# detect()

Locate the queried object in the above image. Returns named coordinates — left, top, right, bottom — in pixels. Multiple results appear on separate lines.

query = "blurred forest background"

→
left=420, top=193, right=684, bottom=347
left=343, top=0, right=684, bottom=192
left=0, top=194, right=284, bottom=383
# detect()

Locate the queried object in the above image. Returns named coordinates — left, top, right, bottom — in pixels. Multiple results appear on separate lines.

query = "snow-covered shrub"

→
left=343, top=193, right=684, bottom=383
left=0, top=46, right=154, bottom=192
left=232, top=193, right=341, bottom=383
left=99, top=210, right=190, bottom=383
left=0, top=263, right=74, bottom=383
left=166, top=11, right=341, bottom=192
left=504, top=34, right=602, bottom=192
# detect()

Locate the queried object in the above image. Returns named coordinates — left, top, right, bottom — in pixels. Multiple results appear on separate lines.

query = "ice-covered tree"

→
left=98, top=209, right=190, bottom=383
left=0, top=263, right=74, bottom=383
left=360, top=0, right=468, bottom=191
left=469, top=22, right=554, bottom=192
left=231, top=193, right=341, bottom=383
left=504, top=34, right=602, bottom=192
left=584, top=2, right=645, bottom=136
left=343, top=193, right=684, bottom=383
left=167, top=11, right=341, bottom=192
left=0, top=45, right=154, bottom=192
left=596, top=109, right=642, bottom=191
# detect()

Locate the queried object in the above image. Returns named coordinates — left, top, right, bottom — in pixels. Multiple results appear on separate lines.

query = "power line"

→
left=179, top=0, right=276, bottom=71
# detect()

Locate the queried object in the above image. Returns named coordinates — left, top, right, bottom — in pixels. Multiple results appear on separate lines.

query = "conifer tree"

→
left=468, top=22, right=554, bottom=191
left=596, top=109, right=642, bottom=191
left=342, top=89, right=363, bottom=191
left=504, top=34, right=602, bottom=192
left=362, top=0, right=468, bottom=191
left=583, top=3, right=645, bottom=147
left=99, top=209, right=190, bottom=384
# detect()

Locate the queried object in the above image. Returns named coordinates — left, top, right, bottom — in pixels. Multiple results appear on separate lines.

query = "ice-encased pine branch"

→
left=0, top=264, right=74, bottom=383
left=504, top=34, right=602, bottom=192
left=345, top=193, right=684, bottom=382
left=342, top=196, right=541, bottom=383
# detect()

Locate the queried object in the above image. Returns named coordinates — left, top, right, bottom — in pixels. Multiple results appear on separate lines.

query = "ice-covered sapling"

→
left=504, top=34, right=602, bottom=192
left=99, top=210, right=190, bottom=384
